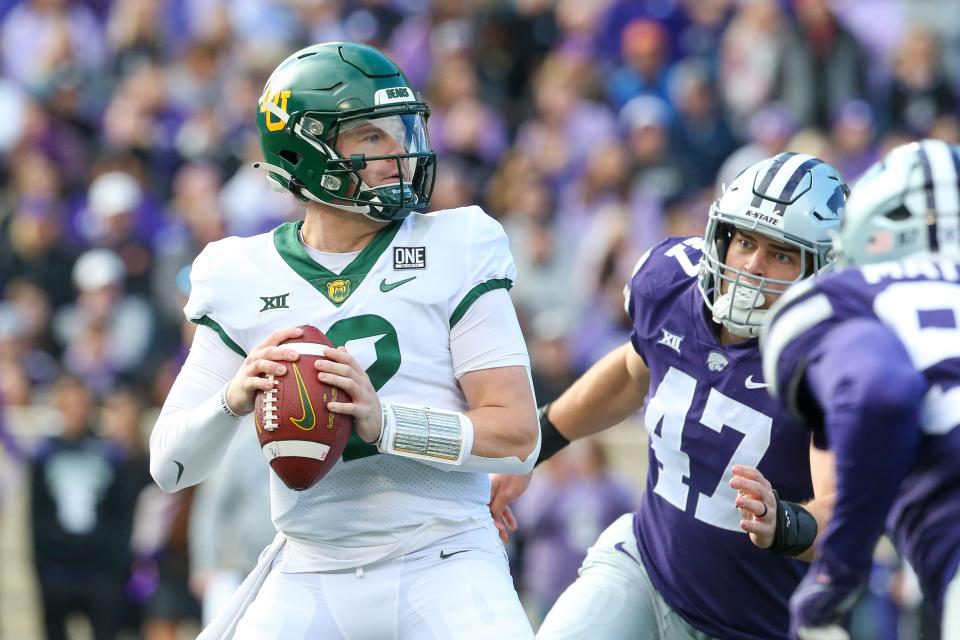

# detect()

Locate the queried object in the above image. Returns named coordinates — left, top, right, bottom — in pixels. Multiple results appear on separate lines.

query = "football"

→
left=254, top=325, right=354, bottom=491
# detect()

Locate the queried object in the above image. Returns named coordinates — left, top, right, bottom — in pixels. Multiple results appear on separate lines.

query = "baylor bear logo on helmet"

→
left=254, top=42, right=436, bottom=222
left=260, top=88, right=291, bottom=132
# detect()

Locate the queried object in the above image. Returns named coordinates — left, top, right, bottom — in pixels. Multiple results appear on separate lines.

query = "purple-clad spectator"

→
left=668, top=58, right=738, bottom=190
left=426, top=51, right=509, bottom=172
left=620, top=95, right=692, bottom=208
left=53, top=249, right=155, bottom=392
left=100, top=62, right=186, bottom=186
left=673, top=0, right=731, bottom=66
left=830, top=99, right=879, bottom=182
left=515, top=52, right=618, bottom=190
left=218, top=136, right=302, bottom=237
left=1, top=0, right=106, bottom=90
left=887, top=24, right=958, bottom=137
left=594, top=0, right=689, bottom=64
left=718, top=0, right=788, bottom=135
left=30, top=375, right=132, bottom=640
left=77, top=170, right=168, bottom=294
left=775, top=0, right=866, bottom=131
left=0, top=197, right=77, bottom=311
left=514, top=441, right=635, bottom=621
left=606, top=18, right=672, bottom=109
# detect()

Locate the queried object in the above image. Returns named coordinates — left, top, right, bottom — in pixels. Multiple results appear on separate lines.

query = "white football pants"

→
left=234, top=525, right=533, bottom=639
left=536, top=513, right=715, bottom=640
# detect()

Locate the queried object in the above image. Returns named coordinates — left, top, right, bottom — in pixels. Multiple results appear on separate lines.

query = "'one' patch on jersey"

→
left=393, top=246, right=426, bottom=270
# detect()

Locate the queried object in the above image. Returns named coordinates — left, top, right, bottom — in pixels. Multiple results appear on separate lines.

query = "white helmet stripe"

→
left=756, top=153, right=816, bottom=215
left=924, top=140, right=960, bottom=256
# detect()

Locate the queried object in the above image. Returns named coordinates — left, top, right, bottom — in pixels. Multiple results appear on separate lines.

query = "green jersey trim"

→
left=191, top=315, right=247, bottom=357
left=273, top=219, right=403, bottom=307
left=449, top=278, right=513, bottom=328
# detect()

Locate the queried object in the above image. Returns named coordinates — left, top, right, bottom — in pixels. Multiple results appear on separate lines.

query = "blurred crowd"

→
left=0, top=0, right=958, bottom=638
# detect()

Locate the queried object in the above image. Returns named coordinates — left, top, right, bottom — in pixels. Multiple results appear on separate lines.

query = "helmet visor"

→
left=332, top=113, right=430, bottom=183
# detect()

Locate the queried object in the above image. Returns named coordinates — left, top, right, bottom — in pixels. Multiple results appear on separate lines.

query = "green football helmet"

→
left=255, top=42, right=436, bottom=221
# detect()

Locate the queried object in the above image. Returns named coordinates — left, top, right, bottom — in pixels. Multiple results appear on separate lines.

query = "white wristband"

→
left=378, top=403, right=474, bottom=466
left=220, top=383, right=243, bottom=421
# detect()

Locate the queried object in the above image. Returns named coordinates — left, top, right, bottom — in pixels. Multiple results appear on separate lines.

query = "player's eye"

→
left=738, top=238, right=754, bottom=250
left=775, top=252, right=794, bottom=264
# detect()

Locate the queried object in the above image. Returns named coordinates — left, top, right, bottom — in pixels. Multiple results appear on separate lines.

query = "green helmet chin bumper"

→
left=255, top=42, right=437, bottom=221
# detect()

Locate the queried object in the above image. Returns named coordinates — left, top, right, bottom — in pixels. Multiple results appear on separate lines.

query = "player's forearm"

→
left=379, top=365, right=539, bottom=474
left=150, top=389, right=240, bottom=492
left=149, top=326, right=247, bottom=493
left=794, top=493, right=836, bottom=562
left=550, top=343, right=648, bottom=441
left=466, top=404, right=539, bottom=463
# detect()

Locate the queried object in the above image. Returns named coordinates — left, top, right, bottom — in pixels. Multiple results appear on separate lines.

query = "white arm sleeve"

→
left=149, top=325, right=246, bottom=492
left=450, top=288, right=530, bottom=378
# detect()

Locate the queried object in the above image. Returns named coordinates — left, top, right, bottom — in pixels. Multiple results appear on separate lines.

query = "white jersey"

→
left=183, top=205, right=521, bottom=570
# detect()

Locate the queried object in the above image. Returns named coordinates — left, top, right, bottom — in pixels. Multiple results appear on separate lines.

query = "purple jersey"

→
left=625, top=238, right=814, bottom=640
left=762, top=258, right=960, bottom=615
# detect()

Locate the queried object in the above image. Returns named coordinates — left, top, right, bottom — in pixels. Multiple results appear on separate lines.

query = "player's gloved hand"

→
left=316, top=346, right=383, bottom=443
left=789, top=560, right=863, bottom=640
left=225, top=326, right=304, bottom=416
left=730, top=464, right=777, bottom=548
left=489, top=472, right=533, bottom=543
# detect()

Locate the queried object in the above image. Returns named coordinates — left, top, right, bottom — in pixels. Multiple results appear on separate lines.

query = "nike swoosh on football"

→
left=380, top=276, right=416, bottom=292
left=744, top=375, right=771, bottom=389
left=290, top=363, right=317, bottom=430
left=439, top=549, right=471, bottom=560
left=173, top=460, right=185, bottom=484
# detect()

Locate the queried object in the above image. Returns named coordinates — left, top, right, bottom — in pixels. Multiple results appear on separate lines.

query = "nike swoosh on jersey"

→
left=744, top=375, right=771, bottom=389
left=614, top=541, right=641, bottom=566
left=290, top=363, right=317, bottom=430
left=439, top=549, right=471, bottom=560
left=380, top=276, right=417, bottom=292
left=173, top=460, right=185, bottom=484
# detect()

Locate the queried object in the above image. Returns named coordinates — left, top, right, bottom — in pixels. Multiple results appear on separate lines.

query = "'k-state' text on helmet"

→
left=698, top=153, right=848, bottom=338
left=837, top=139, right=960, bottom=265
left=255, top=42, right=436, bottom=221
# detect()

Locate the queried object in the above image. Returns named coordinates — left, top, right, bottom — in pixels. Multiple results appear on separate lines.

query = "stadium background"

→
left=0, top=0, right=957, bottom=638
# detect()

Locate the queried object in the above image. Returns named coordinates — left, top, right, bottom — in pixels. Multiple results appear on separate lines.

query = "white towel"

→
left=196, top=532, right=287, bottom=640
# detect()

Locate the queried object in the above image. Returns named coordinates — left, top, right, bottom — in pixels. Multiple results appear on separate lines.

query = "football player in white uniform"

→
left=149, top=42, right=539, bottom=639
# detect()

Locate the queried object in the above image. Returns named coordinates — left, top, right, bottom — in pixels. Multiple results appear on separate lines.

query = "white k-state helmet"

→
left=837, top=139, right=960, bottom=266
left=698, top=152, right=848, bottom=338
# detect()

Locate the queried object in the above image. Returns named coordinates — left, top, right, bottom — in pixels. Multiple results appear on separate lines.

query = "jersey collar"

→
left=273, top=219, right=403, bottom=307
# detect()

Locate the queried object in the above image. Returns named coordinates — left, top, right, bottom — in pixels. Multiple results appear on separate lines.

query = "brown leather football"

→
left=254, top=325, right=354, bottom=491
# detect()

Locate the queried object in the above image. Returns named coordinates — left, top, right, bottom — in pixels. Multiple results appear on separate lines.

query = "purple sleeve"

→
left=804, top=318, right=925, bottom=579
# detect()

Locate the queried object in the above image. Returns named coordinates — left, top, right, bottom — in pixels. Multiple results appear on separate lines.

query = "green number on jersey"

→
left=325, top=315, right=400, bottom=461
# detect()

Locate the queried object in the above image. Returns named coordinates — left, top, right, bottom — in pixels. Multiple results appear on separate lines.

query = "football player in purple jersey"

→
left=761, top=139, right=960, bottom=640
left=490, top=153, right=849, bottom=639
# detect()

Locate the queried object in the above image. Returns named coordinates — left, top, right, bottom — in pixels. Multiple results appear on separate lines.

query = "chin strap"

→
left=713, top=286, right=767, bottom=338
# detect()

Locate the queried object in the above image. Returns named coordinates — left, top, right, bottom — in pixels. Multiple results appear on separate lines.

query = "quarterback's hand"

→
left=316, top=346, right=382, bottom=443
left=489, top=472, right=533, bottom=543
left=224, top=326, right=304, bottom=416
left=789, top=562, right=862, bottom=640
left=730, top=464, right=777, bottom=548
